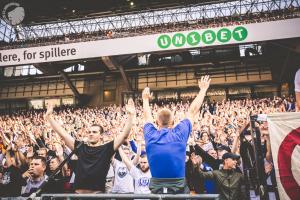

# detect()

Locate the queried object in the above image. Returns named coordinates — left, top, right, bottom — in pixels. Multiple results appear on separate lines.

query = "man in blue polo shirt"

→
left=142, top=75, right=211, bottom=194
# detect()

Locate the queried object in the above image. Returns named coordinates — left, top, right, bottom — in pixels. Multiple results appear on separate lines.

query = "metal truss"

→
left=1, top=0, right=300, bottom=42
left=0, top=19, right=16, bottom=42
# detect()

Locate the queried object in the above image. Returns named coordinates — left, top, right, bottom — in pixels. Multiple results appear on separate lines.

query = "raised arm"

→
left=232, top=122, right=249, bottom=154
left=130, top=139, right=146, bottom=156
left=0, top=131, right=10, bottom=146
left=142, top=87, right=153, bottom=124
left=193, top=143, right=218, bottom=169
left=263, top=130, right=272, bottom=163
left=15, top=139, right=27, bottom=166
left=16, top=150, right=27, bottom=166
left=118, top=146, right=134, bottom=171
left=190, top=153, right=215, bottom=179
left=5, top=146, right=15, bottom=167
left=55, top=142, right=68, bottom=176
left=131, top=142, right=141, bottom=166
left=113, top=98, right=136, bottom=150
left=45, top=104, right=75, bottom=151
left=187, top=75, right=211, bottom=124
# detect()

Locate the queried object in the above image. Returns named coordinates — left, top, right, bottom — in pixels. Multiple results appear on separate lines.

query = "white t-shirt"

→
left=106, top=163, right=114, bottom=179
left=295, top=68, right=300, bottom=92
left=105, top=163, right=114, bottom=193
left=111, top=159, right=134, bottom=193
left=130, top=166, right=151, bottom=194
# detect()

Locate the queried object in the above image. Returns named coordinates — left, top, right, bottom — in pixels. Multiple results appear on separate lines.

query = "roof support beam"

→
left=101, top=56, right=132, bottom=91
left=59, top=70, right=81, bottom=99
left=101, top=56, right=117, bottom=70
left=118, top=64, right=132, bottom=91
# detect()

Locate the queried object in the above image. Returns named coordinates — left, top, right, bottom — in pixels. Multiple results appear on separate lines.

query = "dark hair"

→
left=140, top=154, right=147, bottom=158
left=49, top=155, right=60, bottom=163
left=200, top=131, right=208, bottom=139
left=32, top=155, right=47, bottom=167
left=91, top=124, right=104, bottom=134
left=38, top=148, right=47, bottom=153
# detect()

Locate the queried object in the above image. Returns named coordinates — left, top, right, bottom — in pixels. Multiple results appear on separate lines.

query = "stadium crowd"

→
left=0, top=87, right=295, bottom=198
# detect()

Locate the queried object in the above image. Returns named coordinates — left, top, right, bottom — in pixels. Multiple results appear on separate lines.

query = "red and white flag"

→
left=267, top=113, right=300, bottom=200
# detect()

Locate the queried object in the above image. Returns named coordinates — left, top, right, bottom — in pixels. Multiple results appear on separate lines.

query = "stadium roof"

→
left=0, top=0, right=231, bottom=25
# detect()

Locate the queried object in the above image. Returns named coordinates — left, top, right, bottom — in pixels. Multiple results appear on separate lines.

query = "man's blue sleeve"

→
left=174, top=119, right=192, bottom=142
left=143, top=123, right=157, bottom=141
left=129, top=140, right=146, bottom=156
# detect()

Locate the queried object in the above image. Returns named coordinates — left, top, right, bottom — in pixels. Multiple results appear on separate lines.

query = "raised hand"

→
left=187, top=136, right=196, bottom=146
left=237, top=120, right=250, bottom=137
left=265, top=162, right=273, bottom=174
left=142, top=87, right=152, bottom=100
left=55, top=142, right=64, bottom=157
left=45, top=103, right=53, bottom=118
left=198, top=75, right=211, bottom=91
left=126, top=98, right=136, bottom=116
left=190, top=152, right=202, bottom=166
left=26, top=146, right=34, bottom=158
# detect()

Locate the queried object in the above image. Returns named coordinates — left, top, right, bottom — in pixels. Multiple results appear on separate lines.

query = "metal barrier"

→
left=40, top=193, right=220, bottom=200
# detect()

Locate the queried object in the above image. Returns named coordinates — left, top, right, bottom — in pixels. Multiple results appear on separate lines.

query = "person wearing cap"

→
left=191, top=152, right=248, bottom=200
left=216, top=145, right=231, bottom=159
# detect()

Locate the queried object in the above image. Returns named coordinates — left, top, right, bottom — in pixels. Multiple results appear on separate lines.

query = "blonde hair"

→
left=157, top=108, right=173, bottom=127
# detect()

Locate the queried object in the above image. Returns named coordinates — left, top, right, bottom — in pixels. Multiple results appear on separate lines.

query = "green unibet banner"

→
left=0, top=18, right=300, bottom=67
left=157, top=26, right=248, bottom=49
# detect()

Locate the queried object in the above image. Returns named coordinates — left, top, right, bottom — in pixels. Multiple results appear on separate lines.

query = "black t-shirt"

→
left=74, top=140, right=115, bottom=191
left=45, top=171, right=65, bottom=193
left=0, top=165, right=23, bottom=197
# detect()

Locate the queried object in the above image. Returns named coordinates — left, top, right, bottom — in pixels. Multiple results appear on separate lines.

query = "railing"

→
left=40, top=193, right=220, bottom=200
